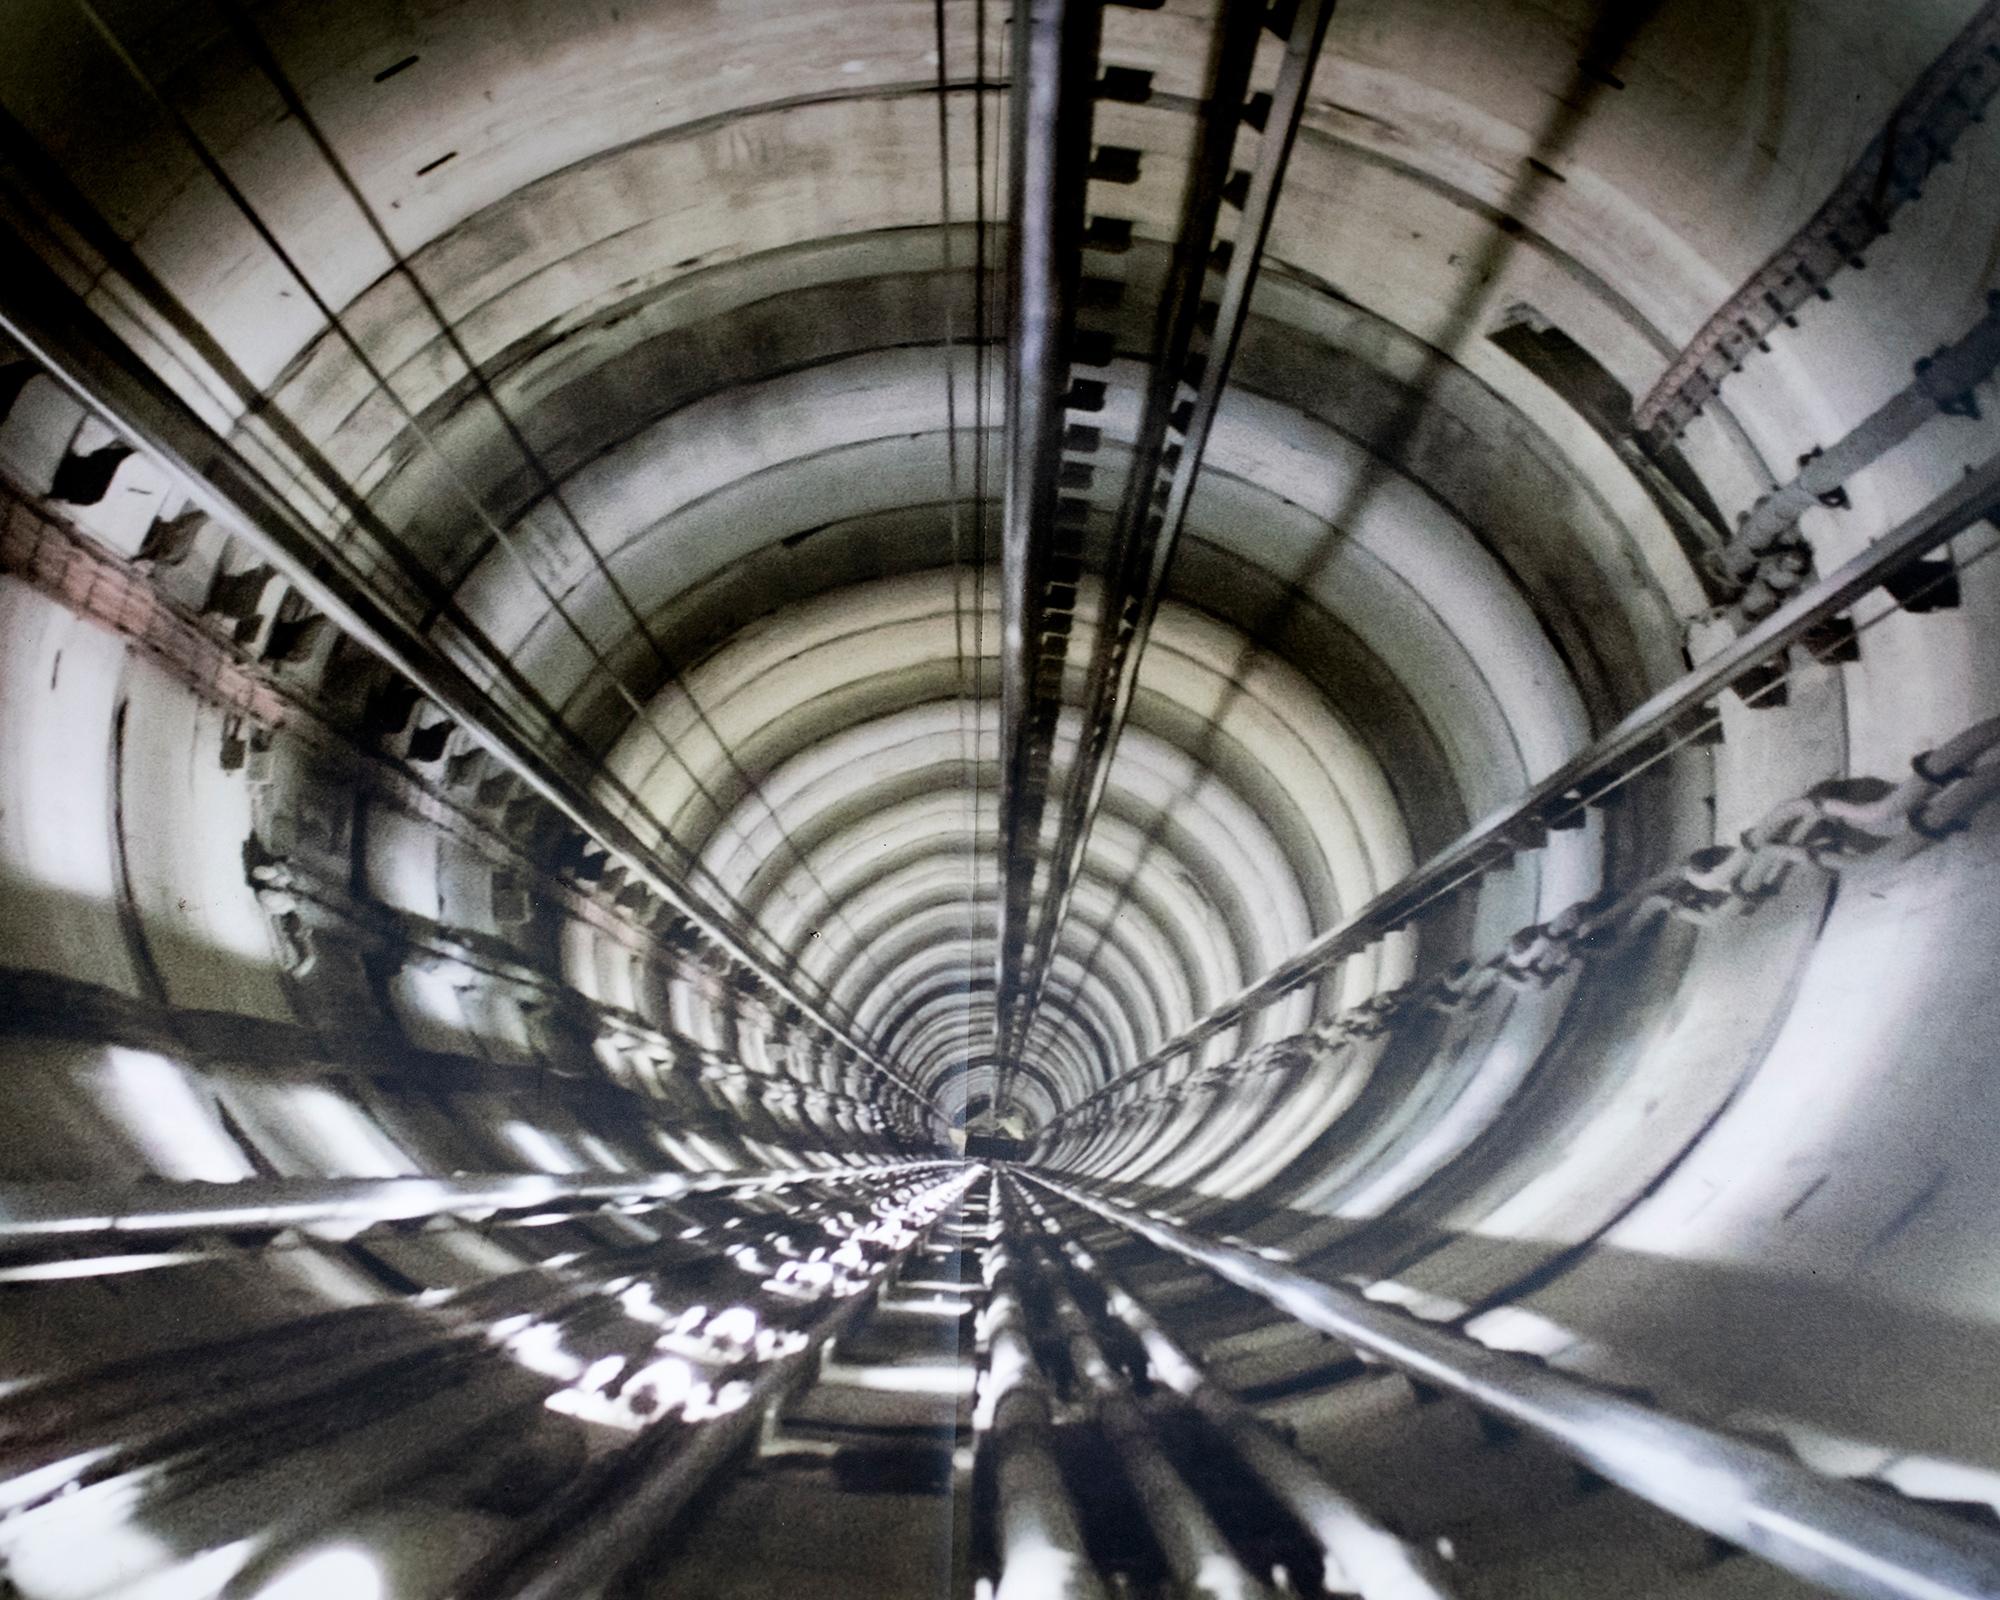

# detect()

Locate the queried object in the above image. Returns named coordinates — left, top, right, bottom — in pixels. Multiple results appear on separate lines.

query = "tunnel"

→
left=2, top=0, right=2000, bottom=1596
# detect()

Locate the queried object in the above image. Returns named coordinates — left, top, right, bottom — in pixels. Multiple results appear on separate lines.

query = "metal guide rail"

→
left=995, top=0, right=1335, bottom=1104
left=1018, top=0, right=1336, bottom=1074
left=0, top=466, right=931, bottom=1144
left=995, top=0, right=1107, bottom=1105
left=0, top=1164, right=977, bottom=1599
left=1056, top=707, right=2000, bottom=1137
left=1024, top=1171, right=2000, bottom=1600
left=1050, top=450, right=2000, bottom=1127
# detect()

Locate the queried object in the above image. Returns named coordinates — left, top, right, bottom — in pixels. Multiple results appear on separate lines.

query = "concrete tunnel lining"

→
left=1, top=0, right=2000, bottom=1595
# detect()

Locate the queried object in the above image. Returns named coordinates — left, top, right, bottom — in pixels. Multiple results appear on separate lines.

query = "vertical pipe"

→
left=1019, top=1187, right=1456, bottom=1599
left=981, top=1176, right=1110, bottom=1600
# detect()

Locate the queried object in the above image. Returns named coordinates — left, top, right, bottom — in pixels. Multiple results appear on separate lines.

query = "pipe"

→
left=1016, top=1186, right=1456, bottom=1599
left=1024, top=1172, right=2000, bottom=1600
left=1005, top=1181, right=1272, bottom=1600
left=981, top=1176, right=1111, bottom=1600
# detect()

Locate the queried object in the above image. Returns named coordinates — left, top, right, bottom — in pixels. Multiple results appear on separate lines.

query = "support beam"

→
left=1713, top=290, right=2000, bottom=611
left=994, top=0, right=1103, bottom=1115
left=1054, top=449, right=2000, bottom=1121
left=1017, top=0, right=1336, bottom=1073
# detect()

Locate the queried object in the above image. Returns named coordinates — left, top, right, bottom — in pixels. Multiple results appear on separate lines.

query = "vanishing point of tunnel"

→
left=2, top=1, right=2000, bottom=1597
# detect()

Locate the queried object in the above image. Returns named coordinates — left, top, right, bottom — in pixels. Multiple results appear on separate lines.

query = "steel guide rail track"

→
left=1023, top=1171, right=2000, bottom=1600
left=997, top=0, right=1266, bottom=1070
left=0, top=479, right=876, bottom=1134
left=1018, top=0, right=1336, bottom=1074
left=994, top=0, right=1106, bottom=1116
left=995, top=0, right=1335, bottom=1103
left=1050, top=449, right=2000, bottom=1127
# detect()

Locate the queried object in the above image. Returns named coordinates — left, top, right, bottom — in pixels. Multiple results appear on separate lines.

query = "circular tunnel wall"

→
left=1, top=0, right=1999, bottom=1576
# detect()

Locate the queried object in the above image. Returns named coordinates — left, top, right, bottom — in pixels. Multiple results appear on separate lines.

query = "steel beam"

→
left=1017, top=0, right=1336, bottom=1067
left=1054, top=449, right=2000, bottom=1123
left=993, top=0, right=1103, bottom=1118
left=1027, top=1172, right=2000, bottom=1600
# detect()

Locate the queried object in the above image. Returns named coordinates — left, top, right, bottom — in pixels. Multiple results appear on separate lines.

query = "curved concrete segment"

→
left=0, top=1, right=1998, bottom=1597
